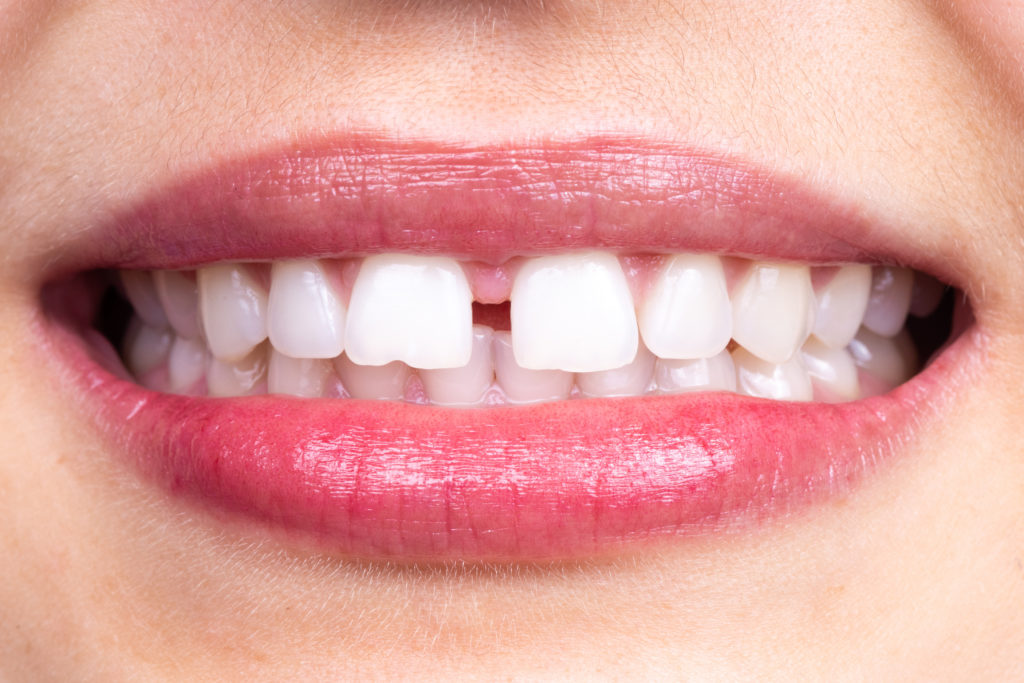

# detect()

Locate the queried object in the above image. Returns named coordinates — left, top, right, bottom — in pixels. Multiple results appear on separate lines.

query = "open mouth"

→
left=36, top=136, right=981, bottom=562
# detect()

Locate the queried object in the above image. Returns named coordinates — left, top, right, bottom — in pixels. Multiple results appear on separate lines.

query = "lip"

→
left=38, top=135, right=982, bottom=561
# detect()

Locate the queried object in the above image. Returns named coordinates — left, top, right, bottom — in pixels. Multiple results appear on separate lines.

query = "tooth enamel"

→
left=862, top=266, right=913, bottom=337
left=266, top=260, right=347, bottom=359
left=511, top=251, right=638, bottom=372
left=811, top=264, right=871, bottom=349
left=268, top=350, right=333, bottom=397
left=208, top=344, right=268, bottom=397
left=420, top=325, right=494, bottom=406
left=731, top=262, right=814, bottom=364
left=733, top=347, right=813, bottom=401
left=847, top=327, right=918, bottom=396
left=345, top=254, right=473, bottom=369
left=576, top=343, right=656, bottom=398
left=492, top=331, right=574, bottom=404
left=638, top=254, right=732, bottom=359
left=655, top=350, right=737, bottom=394
left=198, top=263, right=269, bottom=361
left=333, top=355, right=411, bottom=401
left=121, top=270, right=169, bottom=329
left=909, top=272, right=946, bottom=317
left=167, top=336, right=208, bottom=394
left=124, top=319, right=173, bottom=376
left=154, top=270, right=201, bottom=339
left=800, top=337, right=860, bottom=402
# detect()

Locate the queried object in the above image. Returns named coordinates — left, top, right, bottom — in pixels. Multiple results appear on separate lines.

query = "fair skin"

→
left=2, top=0, right=1023, bottom=679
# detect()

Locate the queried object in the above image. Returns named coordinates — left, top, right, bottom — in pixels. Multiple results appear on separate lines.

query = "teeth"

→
left=124, top=319, right=173, bottom=376
left=655, top=350, right=737, bottom=394
left=733, top=347, right=813, bottom=401
left=121, top=271, right=169, bottom=329
left=208, top=344, right=268, bottom=397
left=847, top=327, right=918, bottom=396
left=731, top=262, right=814, bottom=364
left=345, top=254, right=473, bottom=369
left=167, top=336, right=208, bottom=394
left=492, top=331, right=573, bottom=404
left=577, top=344, right=656, bottom=398
left=154, top=270, right=201, bottom=339
left=811, top=264, right=871, bottom=349
left=334, top=355, right=411, bottom=401
left=511, top=251, right=638, bottom=372
left=268, top=350, right=333, bottom=398
left=267, top=260, right=347, bottom=359
left=862, top=266, right=913, bottom=337
left=638, top=254, right=732, bottom=359
left=420, top=325, right=494, bottom=406
left=198, top=264, right=269, bottom=361
left=799, top=337, right=860, bottom=402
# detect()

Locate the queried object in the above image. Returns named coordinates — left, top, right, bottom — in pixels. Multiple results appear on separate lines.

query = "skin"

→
left=1, top=0, right=1023, bottom=678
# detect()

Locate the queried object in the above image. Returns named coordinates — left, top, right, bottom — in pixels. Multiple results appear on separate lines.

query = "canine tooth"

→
left=198, top=263, right=269, bottom=361
left=154, top=270, right=201, bottom=339
left=124, top=319, right=173, bottom=376
left=732, top=262, right=814, bottom=363
left=847, top=327, right=918, bottom=395
left=655, top=350, right=737, bottom=394
left=121, top=270, right=169, bottom=329
left=208, top=345, right=268, bottom=397
left=268, top=350, right=333, bottom=397
left=511, top=251, right=638, bottom=372
left=733, top=347, right=813, bottom=401
left=167, top=336, right=208, bottom=394
left=909, top=272, right=945, bottom=317
left=576, top=344, right=656, bottom=398
left=812, top=264, right=871, bottom=349
left=862, top=266, right=913, bottom=337
left=345, top=254, right=473, bottom=369
left=420, top=325, right=494, bottom=406
left=267, top=260, right=346, bottom=359
left=638, top=254, right=732, bottom=359
left=492, top=331, right=573, bottom=404
left=334, top=355, right=411, bottom=401
left=800, top=337, right=860, bottom=402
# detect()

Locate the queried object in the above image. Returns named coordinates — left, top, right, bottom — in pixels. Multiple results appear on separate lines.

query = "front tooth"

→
left=655, top=350, right=737, bottom=394
left=733, top=347, right=813, bottom=401
left=638, top=254, right=732, bottom=359
left=811, top=264, right=871, bottom=349
left=731, top=262, right=814, bottom=364
left=333, top=355, right=411, bottom=401
left=124, top=319, right=173, bottom=376
left=167, top=336, right=208, bottom=394
left=511, top=251, right=638, bottom=372
left=576, top=344, right=656, bottom=398
left=345, top=254, right=473, bottom=369
left=121, top=271, right=169, bottom=329
left=847, top=327, right=918, bottom=396
left=208, top=344, right=268, bottom=397
left=800, top=337, right=860, bottom=402
left=267, top=260, right=347, bottom=359
left=268, top=350, right=333, bottom=397
left=154, top=270, right=201, bottom=339
left=491, top=331, right=573, bottom=404
left=198, top=263, right=269, bottom=361
left=861, top=266, right=913, bottom=337
left=420, top=325, right=494, bottom=406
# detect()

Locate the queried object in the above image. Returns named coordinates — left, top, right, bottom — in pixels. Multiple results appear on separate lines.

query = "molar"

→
left=154, top=270, right=201, bottom=340
left=862, top=266, right=913, bottom=337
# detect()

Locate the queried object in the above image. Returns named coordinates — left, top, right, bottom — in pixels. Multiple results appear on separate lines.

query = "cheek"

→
left=948, top=0, right=1024, bottom=88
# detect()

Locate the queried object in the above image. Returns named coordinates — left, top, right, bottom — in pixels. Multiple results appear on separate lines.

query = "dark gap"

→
left=94, top=284, right=133, bottom=350
left=472, top=301, right=511, bottom=331
left=905, top=286, right=955, bottom=362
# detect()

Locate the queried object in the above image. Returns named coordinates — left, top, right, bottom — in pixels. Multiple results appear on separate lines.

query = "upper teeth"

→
left=121, top=252, right=926, bottom=404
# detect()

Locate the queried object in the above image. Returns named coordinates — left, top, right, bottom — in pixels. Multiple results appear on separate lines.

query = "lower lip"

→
left=43, top=304, right=976, bottom=561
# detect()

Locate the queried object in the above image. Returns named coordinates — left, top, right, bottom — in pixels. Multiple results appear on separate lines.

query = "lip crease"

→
left=38, top=135, right=981, bottom=561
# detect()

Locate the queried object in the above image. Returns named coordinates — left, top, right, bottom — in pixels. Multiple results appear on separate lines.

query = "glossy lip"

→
left=39, top=135, right=981, bottom=561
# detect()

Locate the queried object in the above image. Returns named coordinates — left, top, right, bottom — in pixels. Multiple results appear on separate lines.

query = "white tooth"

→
left=909, top=272, right=945, bottom=317
left=345, top=254, right=473, bottom=369
left=811, top=264, right=871, bottom=349
left=154, top=270, right=201, bottom=339
left=167, top=336, right=208, bottom=394
left=334, top=355, right=411, bottom=401
left=124, top=318, right=173, bottom=376
left=862, top=266, right=913, bottom=337
left=198, top=263, right=268, bottom=361
left=268, top=260, right=347, bottom=359
left=268, top=350, right=333, bottom=397
left=655, top=350, right=737, bottom=394
left=638, top=254, right=732, bottom=359
left=577, top=343, right=656, bottom=398
left=121, top=270, right=169, bottom=329
left=847, top=327, right=918, bottom=396
left=733, top=347, right=813, bottom=401
left=800, top=337, right=860, bottom=402
left=208, top=345, right=268, bottom=397
left=420, top=325, right=494, bottom=406
left=511, top=251, right=638, bottom=372
left=731, top=262, right=814, bottom=364
left=492, top=331, right=573, bottom=404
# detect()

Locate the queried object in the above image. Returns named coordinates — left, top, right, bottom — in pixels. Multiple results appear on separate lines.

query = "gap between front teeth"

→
left=119, top=250, right=929, bottom=405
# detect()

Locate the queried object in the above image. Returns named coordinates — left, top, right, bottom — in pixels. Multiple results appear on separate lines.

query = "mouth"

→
left=36, top=136, right=981, bottom=562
